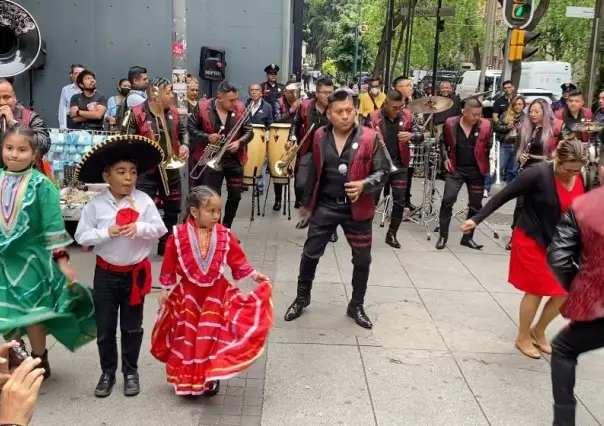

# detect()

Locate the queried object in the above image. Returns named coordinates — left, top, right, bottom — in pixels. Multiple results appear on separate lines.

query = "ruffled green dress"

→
left=0, top=168, right=96, bottom=351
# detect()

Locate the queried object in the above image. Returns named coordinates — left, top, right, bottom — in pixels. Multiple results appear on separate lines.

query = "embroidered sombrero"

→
left=74, top=134, right=164, bottom=183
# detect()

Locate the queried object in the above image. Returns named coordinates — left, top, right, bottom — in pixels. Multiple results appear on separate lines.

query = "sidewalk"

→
left=31, top=181, right=604, bottom=426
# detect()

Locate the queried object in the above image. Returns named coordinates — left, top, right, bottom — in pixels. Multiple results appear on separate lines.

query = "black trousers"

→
left=438, top=169, right=484, bottom=238
left=405, top=166, right=414, bottom=204
left=197, top=162, right=243, bottom=228
left=551, top=318, right=604, bottom=425
left=374, top=170, right=407, bottom=234
left=93, top=266, right=144, bottom=376
left=274, top=183, right=284, bottom=202
left=137, top=169, right=181, bottom=244
left=297, top=203, right=372, bottom=304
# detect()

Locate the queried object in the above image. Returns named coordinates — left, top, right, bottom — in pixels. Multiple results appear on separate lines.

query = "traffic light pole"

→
left=431, top=0, right=443, bottom=95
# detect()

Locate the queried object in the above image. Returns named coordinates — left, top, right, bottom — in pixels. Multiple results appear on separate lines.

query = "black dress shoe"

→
left=294, top=200, right=301, bottom=209
left=284, top=296, right=311, bottom=321
left=405, top=202, right=418, bottom=213
left=460, top=237, right=483, bottom=250
left=385, top=231, right=401, bottom=249
left=124, top=373, right=140, bottom=396
left=346, top=303, right=373, bottom=329
left=31, top=349, right=50, bottom=379
left=330, top=232, right=338, bottom=243
left=94, top=373, right=116, bottom=398
left=273, top=200, right=282, bottom=211
left=205, top=380, right=220, bottom=396
left=435, top=237, right=447, bottom=250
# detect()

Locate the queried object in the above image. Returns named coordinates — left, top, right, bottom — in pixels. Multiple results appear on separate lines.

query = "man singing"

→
left=436, top=98, right=492, bottom=250
left=284, top=89, right=389, bottom=329
left=288, top=77, right=333, bottom=208
left=187, top=81, right=253, bottom=228
left=367, top=90, right=423, bottom=248
left=127, top=77, right=190, bottom=256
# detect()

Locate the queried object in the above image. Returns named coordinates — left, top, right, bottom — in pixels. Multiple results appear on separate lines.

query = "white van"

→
left=456, top=70, right=501, bottom=100
left=518, top=61, right=572, bottom=99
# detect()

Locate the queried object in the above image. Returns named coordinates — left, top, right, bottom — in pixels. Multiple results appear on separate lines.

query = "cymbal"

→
left=570, top=121, right=604, bottom=134
left=406, top=96, right=454, bottom=114
left=462, top=91, right=490, bottom=101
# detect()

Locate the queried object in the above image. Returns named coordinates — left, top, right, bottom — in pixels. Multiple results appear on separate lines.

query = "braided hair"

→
left=184, top=185, right=220, bottom=222
left=146, top=76, right=172, bottom=99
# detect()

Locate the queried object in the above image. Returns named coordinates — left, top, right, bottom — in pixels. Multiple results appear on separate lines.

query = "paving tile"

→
left=361, top=347, right=488, bottom=426
left=239, top=416, right=262, bottom=426
left=455, top=252, right=514, bottom=293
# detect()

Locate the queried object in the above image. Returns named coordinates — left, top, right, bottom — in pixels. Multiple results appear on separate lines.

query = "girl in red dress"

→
left=463, top=139, right=585, bottom=359
left=150, top=186, right=273, bottom=396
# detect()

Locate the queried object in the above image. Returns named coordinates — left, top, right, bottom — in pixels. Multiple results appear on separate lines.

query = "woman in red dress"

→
left=150, top=186, right=273, bottom=396
left=462, top=139, right=585, bottom=359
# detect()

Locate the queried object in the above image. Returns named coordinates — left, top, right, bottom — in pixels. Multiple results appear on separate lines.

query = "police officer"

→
left=552, top=83, right=577, bottom=114
left=262, top=64, right=286, bottom=105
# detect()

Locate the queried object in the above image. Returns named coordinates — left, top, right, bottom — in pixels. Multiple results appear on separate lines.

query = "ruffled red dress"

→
left=150, top=221, right=273, bottom=395
left=508, top=175, right=584, bottom=296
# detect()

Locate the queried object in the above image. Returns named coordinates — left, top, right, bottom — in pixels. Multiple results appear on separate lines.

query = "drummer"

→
left=555, top=90, right=593, bottom=142
left=247, top=84, right=274, bottom=196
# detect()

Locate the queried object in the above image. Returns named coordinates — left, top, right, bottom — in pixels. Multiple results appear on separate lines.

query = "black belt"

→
left=320, top=196, right=350, bottom=205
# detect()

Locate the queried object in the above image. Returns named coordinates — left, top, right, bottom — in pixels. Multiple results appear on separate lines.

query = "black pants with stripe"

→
left=137, top=168, right=181, bottom=244
left=197, top=162, right=243, bottom=229
left=438, top=169, right=484, bottom=238
left=297, top=203, right=372, bottom=304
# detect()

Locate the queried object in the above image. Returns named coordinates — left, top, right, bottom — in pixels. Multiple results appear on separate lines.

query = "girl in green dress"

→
left=0, top=125, right=95, bottom=378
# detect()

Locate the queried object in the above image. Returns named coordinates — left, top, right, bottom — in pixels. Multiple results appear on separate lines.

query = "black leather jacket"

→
left=547, top=209, right=581, bottom=291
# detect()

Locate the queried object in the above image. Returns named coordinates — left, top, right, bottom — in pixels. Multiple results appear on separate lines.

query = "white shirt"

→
left=58, top=83, right=80, bottom=128
left=74, top=189, right=167, bottom=266
left=250, top=99, right=262, bottom=116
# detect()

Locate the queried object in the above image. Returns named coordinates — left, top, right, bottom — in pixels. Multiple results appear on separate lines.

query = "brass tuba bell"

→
left=285, top=82, right=303, bottom=100
left=0, top=0, right=42, bottom=78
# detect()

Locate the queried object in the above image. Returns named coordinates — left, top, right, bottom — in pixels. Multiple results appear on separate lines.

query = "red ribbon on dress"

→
left=96, top=256, right=152, bottom=306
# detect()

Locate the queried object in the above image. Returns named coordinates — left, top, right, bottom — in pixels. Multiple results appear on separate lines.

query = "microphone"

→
left=339, top=163, right=358, bottom=202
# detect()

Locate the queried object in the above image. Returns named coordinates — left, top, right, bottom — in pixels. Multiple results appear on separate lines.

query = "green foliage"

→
left=321, top=59, right=338, bottom=76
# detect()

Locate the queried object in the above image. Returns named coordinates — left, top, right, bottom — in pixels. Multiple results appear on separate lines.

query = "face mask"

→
left=119, top=87, right=131, bottom=97
left=370, top=88, right=380, bottom=95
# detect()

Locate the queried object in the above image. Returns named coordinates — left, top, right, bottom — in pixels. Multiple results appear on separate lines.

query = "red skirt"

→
left=150, top=279, right=273, bottom=395
left=508, top=228, right=566, bottom=297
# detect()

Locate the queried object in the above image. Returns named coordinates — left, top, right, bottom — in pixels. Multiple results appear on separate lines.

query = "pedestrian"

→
left=74, top=134, right=168, bottom=397
left=105, top=78, right=131, bottom=131
left=150, top=186, right=272, bottom=396
left=0, top=125, right=96, bottom=379
left=462, top=139, right=585, bottom=359
left=547, top=155, right=604, bottom=426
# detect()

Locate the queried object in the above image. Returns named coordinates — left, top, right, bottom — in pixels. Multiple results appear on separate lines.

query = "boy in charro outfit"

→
left=74, top=134, right=168, bottom=397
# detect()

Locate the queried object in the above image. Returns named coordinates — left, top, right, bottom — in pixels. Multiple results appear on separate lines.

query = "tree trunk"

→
left=373, top=11, right=407, bottom=79
left=473, top=45, right=481, bottom=68
left=390, top=25, right=406, bottom=79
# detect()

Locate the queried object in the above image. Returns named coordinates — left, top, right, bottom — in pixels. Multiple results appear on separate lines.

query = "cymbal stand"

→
left=249, top=167, right=262, bottom=222
left=261, top=176, right=292, bottom=220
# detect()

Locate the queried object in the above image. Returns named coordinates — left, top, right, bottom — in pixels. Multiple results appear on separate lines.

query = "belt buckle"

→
left=336, top=197, right=348, bottom=205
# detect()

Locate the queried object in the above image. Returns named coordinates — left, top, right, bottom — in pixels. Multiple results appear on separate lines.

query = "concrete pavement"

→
left=29, top=180, right=604, bottom=426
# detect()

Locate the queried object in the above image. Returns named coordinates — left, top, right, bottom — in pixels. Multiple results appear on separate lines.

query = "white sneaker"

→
left=483, top=190, right=489, bottom=198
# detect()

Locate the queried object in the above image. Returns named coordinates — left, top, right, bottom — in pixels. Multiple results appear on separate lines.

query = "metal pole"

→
left=384, top=0, right=396, bottom=87
left=353, top=24, right=360, bottom=80
left=586, top=0, right=604, bottom=104
left=502, top=28, right=513, bottom=82
left=478, top=0, right=496, bottom=92
left=403, top=1, right=413, bottom=76
left=431, top=0, right=443, bottom=96
left=292, top=0, right=304, bottom=78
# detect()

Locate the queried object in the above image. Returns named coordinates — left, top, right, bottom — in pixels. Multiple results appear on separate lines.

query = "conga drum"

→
left=243, top=124, right=267, bottom=186
left=267, top=123, right=292, bottom=185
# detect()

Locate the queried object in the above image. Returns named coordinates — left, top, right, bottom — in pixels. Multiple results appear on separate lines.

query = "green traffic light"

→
left=514, top=5, right=530, bottom=17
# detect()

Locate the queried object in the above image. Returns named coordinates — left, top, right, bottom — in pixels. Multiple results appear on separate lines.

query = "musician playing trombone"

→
left=366, top=89, right=423, bottom=249
left=126, top=77, right=190, bottom=256
left=187, top=81, right=253, bottom=229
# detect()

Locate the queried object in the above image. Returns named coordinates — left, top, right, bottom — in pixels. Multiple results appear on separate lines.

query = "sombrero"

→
left=74, top=134, right=164, bottom=183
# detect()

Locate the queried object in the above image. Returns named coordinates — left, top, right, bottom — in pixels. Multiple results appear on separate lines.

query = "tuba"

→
left=285, top=82, right=304, bottom=101
left=149, top=85, right=186, bottom=196
left=0, top=1, right=42, bottom=78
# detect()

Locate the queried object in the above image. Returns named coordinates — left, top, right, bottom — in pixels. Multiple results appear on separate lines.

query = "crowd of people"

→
left=1, top=57, right=604, bottom=425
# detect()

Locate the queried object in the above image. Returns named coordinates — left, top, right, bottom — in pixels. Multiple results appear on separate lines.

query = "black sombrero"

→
left=74, top=134, right=164, bottom=183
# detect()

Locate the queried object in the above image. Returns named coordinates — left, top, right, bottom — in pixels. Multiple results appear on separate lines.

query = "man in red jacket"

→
left=436, top=98, right=492, bottom=250
left=283, top=89, right=389, bottom=329
left=555, top=90, right=593, bottom=142
left=547, top=158, right=604, bottom=426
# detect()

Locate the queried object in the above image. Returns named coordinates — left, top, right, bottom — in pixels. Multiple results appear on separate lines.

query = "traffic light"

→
left=502, top=0, right=537, bottom=29
left=508, top=29, right=540, bottom=61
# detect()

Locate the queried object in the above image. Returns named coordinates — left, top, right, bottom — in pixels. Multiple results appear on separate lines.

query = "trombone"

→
left=189, top=102, right=254, bottom=180
left=275, top=123, right=316, bottom=176
left=150, top=86, right=186, bottom=196
left=369, top=121, right=399, bottom=173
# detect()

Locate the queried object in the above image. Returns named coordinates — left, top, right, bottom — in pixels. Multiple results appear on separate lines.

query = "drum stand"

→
left=261, top=176, right=292, bottom=220
left=248, top=166, right=263, bottom=222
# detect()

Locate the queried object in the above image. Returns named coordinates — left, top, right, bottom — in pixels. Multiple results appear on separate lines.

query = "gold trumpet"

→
left=275, top=123, right=316, bottom=176
left=150, top=86, right=186, bottom=196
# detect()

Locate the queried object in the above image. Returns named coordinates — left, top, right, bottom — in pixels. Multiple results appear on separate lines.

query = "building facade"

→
left=12, top=0, right=294, bottom=127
